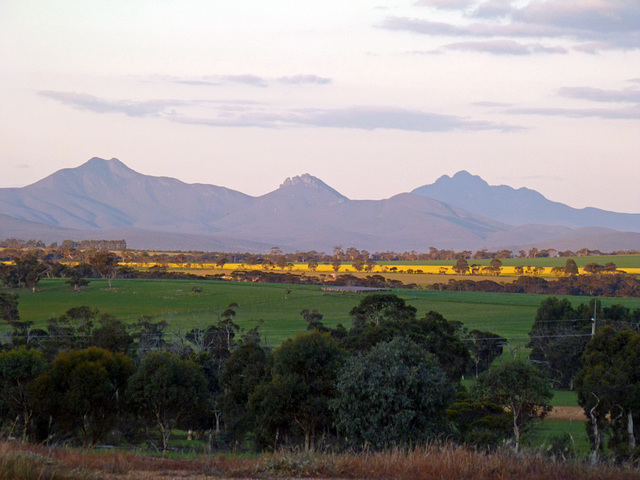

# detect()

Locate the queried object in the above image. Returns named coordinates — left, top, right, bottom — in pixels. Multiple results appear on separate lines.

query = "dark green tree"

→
left=219, top=339, right=271, bottom=448
left=453, top=257, right=469, bottom=275
left=331, top=337, right=455, bottom=450
left=565, top=258, right=579, bottom=276
left=527, top=297, right=594, bottom=388
left=467, top=329, right=507, bottom=377
left=0, top=292, right=19, bottom=324
left=250, top=331, right=345, bottom=450
left=488, top=258, right=502, bottom=276
left=89, top=251, right=119, bottom=288
left=0, top=347, right=47, bottom=441
left=349, top=293, right=416, bottom=328
left=33, top=347, right=133, bottom=447
left=447, top=387, right=512, bottom=449
left=43, top=306, right=99, bottom=358
left=90, top=314, right=133, bottom=354
left=575, top=327, right=640, bottom=463
left=472, top=359, right=552, bottom=453
left=127, top=352, right=209, bottom=452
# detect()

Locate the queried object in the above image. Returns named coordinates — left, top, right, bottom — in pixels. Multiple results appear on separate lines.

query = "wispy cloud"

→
left=161, top=74, right=331, bottom=88
left=39, top=91, right=188, bottom=117
left=441, top=39, right=567, bottom=55
left=558, top=86, right=640, bottom=103
left=507, top=81, right=640, bottom=120
left=276, top=75, right=332, bottom=85
left=175, top=106, right=523, bottom=132
left=508, top=105, right=640, bottom=120
left=381, top=0, right=640, bottom=54
left=40, top=90, right=522, bottom=132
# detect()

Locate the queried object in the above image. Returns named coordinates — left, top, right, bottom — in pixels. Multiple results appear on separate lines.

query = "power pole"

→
left=591, top=299, right=598, bottom=336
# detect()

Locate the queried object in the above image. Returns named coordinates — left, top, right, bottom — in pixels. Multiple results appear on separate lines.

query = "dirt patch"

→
left=547, top=406, right=587, bottom=421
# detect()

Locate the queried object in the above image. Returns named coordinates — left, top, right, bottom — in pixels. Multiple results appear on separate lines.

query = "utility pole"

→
left=591, top=299, right=598, bottom=336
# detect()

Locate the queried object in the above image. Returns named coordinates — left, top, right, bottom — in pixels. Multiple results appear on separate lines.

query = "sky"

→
left=1, top=0, right=639, bottom=213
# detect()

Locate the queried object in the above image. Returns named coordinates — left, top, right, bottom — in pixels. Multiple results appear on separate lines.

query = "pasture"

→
left=9, top=278, right=640, bottom=347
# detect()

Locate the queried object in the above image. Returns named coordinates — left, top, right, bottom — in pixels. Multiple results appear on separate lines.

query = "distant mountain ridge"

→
left=0, top=158, right=638, bottom=252
left=412, top=171, right=640, bottom=232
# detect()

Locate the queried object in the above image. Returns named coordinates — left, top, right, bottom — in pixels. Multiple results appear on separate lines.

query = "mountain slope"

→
left=1, top=159, right=638, bottom=252
left=412, top=171, right=640, bottom=232
left=0, top=158, right=253, bottom=232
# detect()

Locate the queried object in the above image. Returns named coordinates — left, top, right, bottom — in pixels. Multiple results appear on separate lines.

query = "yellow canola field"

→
left=127, top=262, right=640, bottom=277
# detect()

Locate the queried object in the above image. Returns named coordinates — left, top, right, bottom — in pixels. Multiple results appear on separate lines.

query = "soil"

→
left=546, top=406, right=587, bottom=421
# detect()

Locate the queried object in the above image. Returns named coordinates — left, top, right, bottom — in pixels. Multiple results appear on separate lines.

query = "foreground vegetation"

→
left=1, top=242, right=640, bottom=475
left=2, top=441, right=640, bottom=480
left=5, top=279, right=640, bottom=347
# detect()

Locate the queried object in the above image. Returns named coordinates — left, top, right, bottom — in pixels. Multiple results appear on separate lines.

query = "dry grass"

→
left=1, top=442, right=639, bottom=480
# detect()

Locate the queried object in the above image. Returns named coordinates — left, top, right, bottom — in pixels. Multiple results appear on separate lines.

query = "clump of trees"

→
left=1, top=288, right=638, bottom=463
left=526, top=297, right=640, bottom=462
left=430, top=273, right=640, bottom=297
left=0, top=292, right=549, bottom=455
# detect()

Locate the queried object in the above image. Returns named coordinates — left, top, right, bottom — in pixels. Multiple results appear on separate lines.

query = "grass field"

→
left=11, top=277, right=634, bottom=458
left=9, top=278, right=640, bottom=347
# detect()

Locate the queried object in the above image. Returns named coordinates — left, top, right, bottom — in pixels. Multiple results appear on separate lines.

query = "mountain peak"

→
left=437, top=170, right=489, bottom=187
left=280, top=173, right=324, bottom=189
left=80, top=157, right=137, bottom=178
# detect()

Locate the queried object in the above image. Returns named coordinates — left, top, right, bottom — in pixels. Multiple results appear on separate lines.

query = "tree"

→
left=64, top=264, right=91, bottom=292
left=43, top=306, right=100, bottom=358
left=33, top=347, right=133, bottom=447
left=340, top=309, right=470, bottom=381
left=488, top=258, right=502, bottom=276
left=89, top=251, right=119, bottom=288
left=453, top=258, right=469, bottom=275
left=219, top=339, right=271, bottom=447
left=331, top=337, right=455, bottom=449
left=467, top=329, right=507, bottom=377
left=349, top=293, right=416, bottom=328
left=127, top=352, right=209, bottom=452
left=250, top=331, right=345, bottom=450
left=472, top=359, right=552, bottom=453
left=0, top=347, right=47, bottom=441
left=0, top=292, right=19, bottom=324
left=447, top=388, right=512, bottom=449
left=527, top=297, right=593, bottom=388
left=90, top=314, right=133, bottom=354
left=575, top=327, right=640, bottom=463
left=215, top=256, right=228, bottom=269
left=565, top=258, right=579, bottom=276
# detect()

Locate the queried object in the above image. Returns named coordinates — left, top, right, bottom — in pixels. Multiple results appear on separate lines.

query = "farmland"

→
left=9, top=278, right=640, bottom=347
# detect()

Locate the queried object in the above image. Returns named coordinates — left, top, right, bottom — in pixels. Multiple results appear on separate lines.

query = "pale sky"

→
left=1, top=0, right=639, bottom=213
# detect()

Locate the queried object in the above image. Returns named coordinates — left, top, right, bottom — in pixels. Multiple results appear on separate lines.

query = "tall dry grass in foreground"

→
left=0, top=442, right=639, bottom=480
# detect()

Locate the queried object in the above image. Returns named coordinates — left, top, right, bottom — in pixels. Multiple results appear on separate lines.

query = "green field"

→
left=8, top=278, right=640, bottom=347
left=380, top=254, right=640, bottom=268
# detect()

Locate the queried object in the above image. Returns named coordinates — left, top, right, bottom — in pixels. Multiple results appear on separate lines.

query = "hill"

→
left=1, top=158, right=638, bottom=252
left=412, top=171, right=640, bottom=232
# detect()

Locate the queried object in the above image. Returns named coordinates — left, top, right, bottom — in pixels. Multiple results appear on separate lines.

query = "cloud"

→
left=380, top=0, right=640, bottom=53
left=161, top=74, right=331, bottom=88
left=558, top=86, right=640, bottom=103
left=507, top=105, right=640, bottom=120
left=276, top=75, right=332, bottom=85
left=414, top=0, right=476, bottom=9
left=441, top=39, right=568, bottom=55
left=175, top=106, right=524, bottom=132
left=39, top=91, right=187, bottom=117
left=40, top=90, right=523, bottom=132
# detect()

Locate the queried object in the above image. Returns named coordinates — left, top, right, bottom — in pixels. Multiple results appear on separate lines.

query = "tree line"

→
left=0, top=292, right=530, bottom=454
left=0, top=291, right=638, bottom=462
left=526, top=297, right=640, bottom=463
left=2, top=238, right=638, bottom=267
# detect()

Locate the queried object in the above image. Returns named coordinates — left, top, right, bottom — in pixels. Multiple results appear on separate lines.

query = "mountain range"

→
left=1, top=157, right=638, bottom=253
